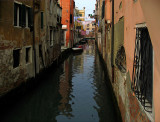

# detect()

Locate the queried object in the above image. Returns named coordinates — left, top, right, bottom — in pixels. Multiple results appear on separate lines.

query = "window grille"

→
left=132, top=27, right=153, bottom=113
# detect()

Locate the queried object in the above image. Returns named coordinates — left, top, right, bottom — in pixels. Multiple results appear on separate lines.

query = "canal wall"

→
left=95, top=41, right=122, bottom=121
left=0, top=48, right=72, bottom=107
left=95, top=40, right=151, bottom=122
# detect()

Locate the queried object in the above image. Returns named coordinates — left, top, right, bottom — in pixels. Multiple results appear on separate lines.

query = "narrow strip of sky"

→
left=75, top=0, right=96, bottom=18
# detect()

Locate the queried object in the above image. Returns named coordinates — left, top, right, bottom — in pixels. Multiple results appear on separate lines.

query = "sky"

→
left=75, top=0, right=96, bottom=20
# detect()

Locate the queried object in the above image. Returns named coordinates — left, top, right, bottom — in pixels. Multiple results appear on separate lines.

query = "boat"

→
left=72, top=47, right=83, bottom=53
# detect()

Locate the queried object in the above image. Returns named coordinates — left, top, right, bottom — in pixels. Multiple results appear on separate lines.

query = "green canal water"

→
left=1, top=41, right=121, bottom=122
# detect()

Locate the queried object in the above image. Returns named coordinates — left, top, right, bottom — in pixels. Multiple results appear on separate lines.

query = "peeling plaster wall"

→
left=0, top=0, right=62, bottom=96
left=0, top=1, right=34, bottom=95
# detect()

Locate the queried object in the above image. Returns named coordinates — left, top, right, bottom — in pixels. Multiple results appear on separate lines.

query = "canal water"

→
left=1, top=41, right=120, bottom=122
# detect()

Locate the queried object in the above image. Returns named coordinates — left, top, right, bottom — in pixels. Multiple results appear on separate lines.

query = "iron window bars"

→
left=132, top=27, right=153, bottom=113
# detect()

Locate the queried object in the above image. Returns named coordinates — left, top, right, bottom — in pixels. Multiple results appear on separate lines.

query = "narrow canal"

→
left=1, top=41, right=120, bottom=122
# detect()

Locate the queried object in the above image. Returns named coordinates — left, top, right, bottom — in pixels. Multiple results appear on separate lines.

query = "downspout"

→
left=111, top=0, right=114, bottom=83
left=33, top=0, right=37, bottom=77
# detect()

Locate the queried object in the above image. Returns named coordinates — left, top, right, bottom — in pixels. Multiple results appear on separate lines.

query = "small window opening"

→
left=26, top=47, right=31, bottom=63
left=13, top=49, right=20, bottom=68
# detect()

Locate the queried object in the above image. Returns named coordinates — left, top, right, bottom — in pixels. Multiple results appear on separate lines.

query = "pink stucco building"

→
left=95, top=0, right=160, bottom=121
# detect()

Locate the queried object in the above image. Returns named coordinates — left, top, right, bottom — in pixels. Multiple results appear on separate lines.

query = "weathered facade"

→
left=0, top=0, right=62, bottom=96
left=60, top=0, right=75, bottom=48
left=95, top=0, right=159, bottom=121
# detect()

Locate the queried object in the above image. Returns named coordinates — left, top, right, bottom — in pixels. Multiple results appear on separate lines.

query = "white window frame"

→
left=14, top=1, right=22, bottom=27
left=26, top=8, right=29, bottom=28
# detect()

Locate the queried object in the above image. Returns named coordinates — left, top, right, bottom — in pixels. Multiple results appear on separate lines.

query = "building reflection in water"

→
left=58, top=56, right=74, bottom=118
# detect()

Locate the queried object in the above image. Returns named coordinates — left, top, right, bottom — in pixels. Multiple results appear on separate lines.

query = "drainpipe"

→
left=33, top=0, right=37, bottom=77
left=111, top=0, right=114, bottom=83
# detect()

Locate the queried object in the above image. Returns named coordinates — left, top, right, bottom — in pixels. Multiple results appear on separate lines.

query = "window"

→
left=41, top=12, right=44, bottom=29
left=14, top=3, right=32, bottom=28
left=13, top=49, right=20, bottom=68
left=119, top=1, right=122, bottom=10
left=50, top=30, right=53, bottom=46
left=132, top=27, right=153, bottom=112
left=76, top=26, right=81, bottom=30
left=87, top=28, right=89, bottom=30
left=50, top=0, right=53, bottom=14
left=28, top=7, right=33, bottom=28
left=87, top=24, right=90, bottom=27
left=70, top=14, right=72, bottom=24
left=102, top=1, right=105, bottom=19
left=26, top=47, right=31, bottom=63
left=79, top=14, right=82, bottom=17
left=133, top=0, right=137, bottom=3
left=14, top=3, right=21, bottom=26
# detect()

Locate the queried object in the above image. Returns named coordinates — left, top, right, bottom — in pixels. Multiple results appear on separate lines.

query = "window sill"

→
left=14, top=26, right=22, bottom=28
left=25, top=27, right=30, bottom=29
left=26, top=62, right=32, bottom=65
left=13, top=64, right=21, bottom=70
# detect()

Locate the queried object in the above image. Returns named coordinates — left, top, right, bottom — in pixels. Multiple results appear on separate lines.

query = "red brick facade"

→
left=60, top=0, right=75, bottom=48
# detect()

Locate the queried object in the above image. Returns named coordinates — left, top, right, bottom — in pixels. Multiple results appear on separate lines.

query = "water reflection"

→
left=1, top=40, right=120, bottom=122
left=58, top=57, right=74, bottom=118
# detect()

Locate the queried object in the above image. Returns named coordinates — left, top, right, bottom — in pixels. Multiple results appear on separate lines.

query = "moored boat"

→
left=72, top=47, right=83, bottom=53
